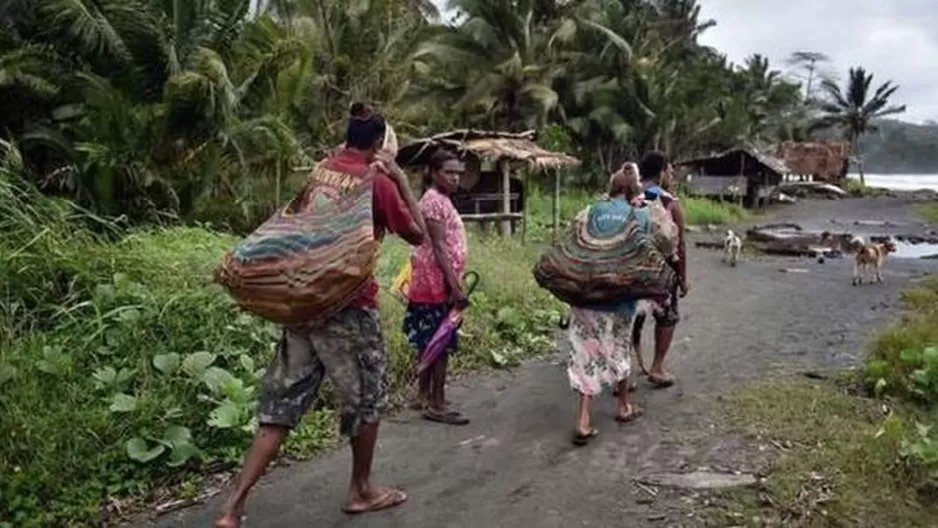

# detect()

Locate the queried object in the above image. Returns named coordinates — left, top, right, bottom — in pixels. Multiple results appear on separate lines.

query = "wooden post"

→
left=521, top=166, right=528, bottom=243
left=739, top=152, right=746, bottom=208
left=552, top=168, right=561, bottom=244
left=499, top=159, right=511, bottom=237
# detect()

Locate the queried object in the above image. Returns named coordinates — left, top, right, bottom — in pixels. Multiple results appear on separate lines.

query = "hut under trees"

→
left=396, top=129, right=581, bottom=241
left=676, top=148, right=790, bottom=208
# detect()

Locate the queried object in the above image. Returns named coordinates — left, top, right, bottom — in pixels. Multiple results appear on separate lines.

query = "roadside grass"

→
left=706, top=277, right=938, bottom=526
left=916, top=202, right=938, bottom=224
left=707, top=379, right=938, bottom=527
left=844, top=178, right=894, bottom=198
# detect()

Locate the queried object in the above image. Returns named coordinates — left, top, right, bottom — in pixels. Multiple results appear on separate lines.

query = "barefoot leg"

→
left=216, top=425, right=289, bottom=528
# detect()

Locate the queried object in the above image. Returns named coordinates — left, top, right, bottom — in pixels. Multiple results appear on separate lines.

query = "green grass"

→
left=707, top=277, right=938, bottom=527
left=844, top=178, right=893, bottom=198
left=708, top=379, right=938, bottom=527
left=917, top=203, right=938, bottom=224
left=0, top=173, right=564, bottom=526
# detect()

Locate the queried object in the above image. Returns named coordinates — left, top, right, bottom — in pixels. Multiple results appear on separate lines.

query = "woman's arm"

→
left=427, top=220, right=465, bottom=306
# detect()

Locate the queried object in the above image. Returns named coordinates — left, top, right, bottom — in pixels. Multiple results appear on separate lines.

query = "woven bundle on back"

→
left=533, top=205, right=677, bottom=307
left=216, top=163, right=380, bottom=326
left=644, top=199, right=678, bottom=258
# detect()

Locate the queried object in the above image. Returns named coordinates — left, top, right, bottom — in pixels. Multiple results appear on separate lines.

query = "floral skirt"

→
left=403, top=302, right=458, bottom=356
left=560, top=307, right=633, bottom=396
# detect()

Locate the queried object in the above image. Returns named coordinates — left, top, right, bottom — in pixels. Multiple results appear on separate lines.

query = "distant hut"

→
left=396, top=129, right=581, bottom=241
left=676, top=148, right=790, bottom=208
left=775, top=141, right=849, bottom=183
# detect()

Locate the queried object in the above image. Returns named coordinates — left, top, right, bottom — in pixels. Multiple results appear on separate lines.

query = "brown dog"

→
left=852, top=239, right=897, bottom=285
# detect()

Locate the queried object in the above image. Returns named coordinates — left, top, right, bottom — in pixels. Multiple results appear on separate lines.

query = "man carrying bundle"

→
left=633, top=150, right=688, bottom=388
left=215, top=103, right=426, bottom=526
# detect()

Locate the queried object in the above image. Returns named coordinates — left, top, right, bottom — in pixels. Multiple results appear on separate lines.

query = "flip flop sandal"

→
left=423, top=410, right=470, bottom=426
left=648, top=375, right=675, bottom=388
left=343, top=488, right=408, bottom=515
left=572, top=428, right=599, bottom=446
left=615, top=405, right=644, bottom=424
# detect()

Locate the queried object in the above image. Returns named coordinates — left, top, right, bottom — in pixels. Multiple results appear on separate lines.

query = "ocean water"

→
left=848, top=173, right=938, bottom=192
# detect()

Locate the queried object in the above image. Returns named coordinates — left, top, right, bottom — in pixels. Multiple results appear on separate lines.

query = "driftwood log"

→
left=694, top=240, right=842, bottom=258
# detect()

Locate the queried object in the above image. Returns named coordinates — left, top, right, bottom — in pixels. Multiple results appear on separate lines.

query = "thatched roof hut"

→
left=396, top=129, right=580, bottom=170
left=676, top=148, right=790, bottom=208
left=396, top=129, right=580, bottom=241
left=775, top=141, right=848, bottom=181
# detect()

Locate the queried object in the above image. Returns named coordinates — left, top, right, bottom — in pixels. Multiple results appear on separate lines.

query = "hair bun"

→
left=349, top=102, right=371, bottom=119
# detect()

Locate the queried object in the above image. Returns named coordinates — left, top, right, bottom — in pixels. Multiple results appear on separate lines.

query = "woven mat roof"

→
left=775, top=141, right=847, bottom=176
left=397, top=129, right=580, bottom=170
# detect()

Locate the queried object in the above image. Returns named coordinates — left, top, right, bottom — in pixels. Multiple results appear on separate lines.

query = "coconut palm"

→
left=811, top=66, right=906, bottom=185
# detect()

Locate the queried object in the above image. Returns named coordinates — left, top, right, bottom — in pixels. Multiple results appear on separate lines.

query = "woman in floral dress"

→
left=562, top=163, right=648, bottom=445
left=403, top=150, right=470, bottom=425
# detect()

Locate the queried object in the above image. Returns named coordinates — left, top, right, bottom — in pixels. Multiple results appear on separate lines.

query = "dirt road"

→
left=145, top=197, right=938, bottom=528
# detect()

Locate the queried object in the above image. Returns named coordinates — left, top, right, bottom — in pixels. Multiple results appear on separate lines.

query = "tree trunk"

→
left=853, top=135, right=864, bottom=187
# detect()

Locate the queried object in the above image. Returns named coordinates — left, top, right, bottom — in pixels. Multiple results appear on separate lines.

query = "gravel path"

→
left=143, top=197, right=938, bottom=528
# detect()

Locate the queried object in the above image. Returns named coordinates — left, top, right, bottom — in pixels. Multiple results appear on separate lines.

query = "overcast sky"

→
left=697, top=0, right=935, bottom=123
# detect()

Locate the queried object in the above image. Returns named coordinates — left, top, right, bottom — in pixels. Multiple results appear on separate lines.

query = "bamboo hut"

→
left=396, top=129, right=581, bottom=241
left=676, top=148, right=790, bottom=208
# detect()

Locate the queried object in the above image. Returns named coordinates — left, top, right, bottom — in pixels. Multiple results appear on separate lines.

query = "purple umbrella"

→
left=416, top=271, right=480, bottom=374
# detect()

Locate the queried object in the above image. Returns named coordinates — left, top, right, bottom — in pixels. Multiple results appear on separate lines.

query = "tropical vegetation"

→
left=1, top=0, right=906, bottom=229
left=0, top=0, right=912, bottom=524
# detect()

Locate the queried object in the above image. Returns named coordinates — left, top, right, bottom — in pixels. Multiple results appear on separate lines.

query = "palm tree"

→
left=811, top=66, right=906, bottom=185
left=408, top=0, right=565, bottom=131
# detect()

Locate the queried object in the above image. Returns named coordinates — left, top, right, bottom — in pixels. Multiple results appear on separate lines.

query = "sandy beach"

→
left=141, top=196, right=938, bottom=528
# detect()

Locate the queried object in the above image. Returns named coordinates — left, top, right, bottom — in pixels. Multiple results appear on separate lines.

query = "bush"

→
left=0, top=171, right=564, bottom=525
left=862, top=276, right=938, bottom=493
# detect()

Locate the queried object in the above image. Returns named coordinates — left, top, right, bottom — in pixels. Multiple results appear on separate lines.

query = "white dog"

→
left=723, top=229, right=742, bottom=266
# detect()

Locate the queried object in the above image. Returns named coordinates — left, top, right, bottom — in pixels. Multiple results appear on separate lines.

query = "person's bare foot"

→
left=615, top=403, right=643, bottom=423
left=214, top=511, right=242, bottom=528
left=343, top=486, right=408, bottom=515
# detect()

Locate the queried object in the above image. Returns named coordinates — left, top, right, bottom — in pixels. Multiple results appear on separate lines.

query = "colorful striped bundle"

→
left=215, top=163, right=380, bottom=326
left=533, top=204, right=678, bottom=307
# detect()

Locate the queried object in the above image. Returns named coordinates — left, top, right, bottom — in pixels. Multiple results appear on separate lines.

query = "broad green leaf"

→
left=899, top=348, right=922, bottom=365
left=152, top=353, right=181, bottom=375
left=167, top=441, right=200, bottom=467
left=239, top=354, right=255, bottom=374
left=115, top=367, right=135, bottom=385
left=126, top=437, right=165, bottom=463
left=92, top=366, right=117, bottom=387
left=161, top=425, right=193, bottom=445
left=923, top=346, right=938, bottom=366
left=182, top=352, right=216, bottom=378
left=208, top=401, right=243, bottom=429
left=109, top=393, right=138, bottom=413
left=118, top=308, right=141, bottom=322
left=0, top=364, right=17, bottom=384
left=202, top=366, right=237, bottom=394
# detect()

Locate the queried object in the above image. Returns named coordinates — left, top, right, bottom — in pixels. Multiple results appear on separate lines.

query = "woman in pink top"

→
left=403, top=149, right=470, bottom=425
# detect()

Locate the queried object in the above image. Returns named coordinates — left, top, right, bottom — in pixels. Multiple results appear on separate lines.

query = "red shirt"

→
left=320, top=148, right=423, bottom=309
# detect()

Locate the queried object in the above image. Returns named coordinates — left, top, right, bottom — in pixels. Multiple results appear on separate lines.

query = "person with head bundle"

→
left=562, top=163, right=646, bottom=447
left=403, top=149, right=471, bottom=425
left=215, top=102, right=426, bottom=526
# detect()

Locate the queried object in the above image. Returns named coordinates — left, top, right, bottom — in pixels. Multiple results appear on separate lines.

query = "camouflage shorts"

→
left=257, top=308, right=388, bottom=437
